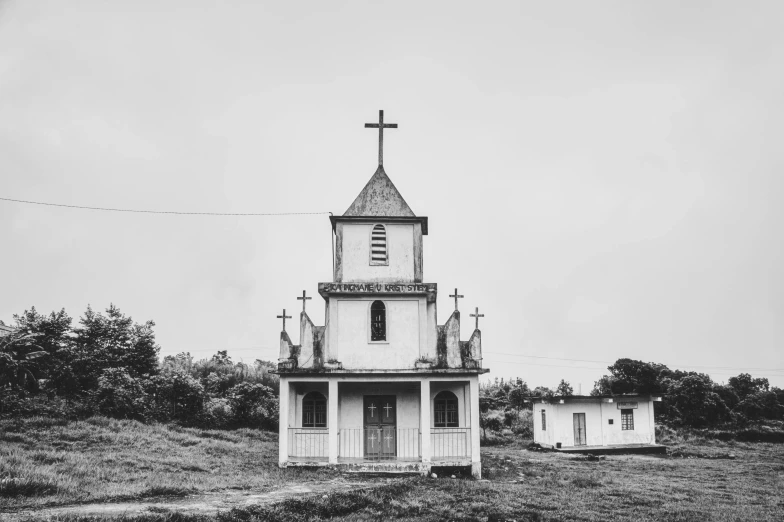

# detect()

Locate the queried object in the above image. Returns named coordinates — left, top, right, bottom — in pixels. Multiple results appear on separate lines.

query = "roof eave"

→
left=330, top=215, right=428, bottom=235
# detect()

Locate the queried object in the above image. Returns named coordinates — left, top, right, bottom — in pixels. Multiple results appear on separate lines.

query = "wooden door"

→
left=573, top=413, right=587, bottom=446
left=364, top=395, right=396, bottom=458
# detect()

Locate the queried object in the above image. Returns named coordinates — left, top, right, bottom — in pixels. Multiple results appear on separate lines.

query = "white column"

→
left=469, top=376, right=481, bottom=478
left=328, top=379, right=339, bottom=464
left=420, top=378, right=431, bottom=465
left=599, top=402, right=606, bottom=446
left=649, top=401, right=656, bottom=444
left=278, top=377, right=289, bottom=466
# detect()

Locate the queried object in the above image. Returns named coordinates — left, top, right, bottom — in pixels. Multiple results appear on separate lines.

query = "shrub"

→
left=511, top=409, right=533, bottom=438
left=94, top=368, right=147, bottom=419
left=480, top=409, right=505, bottom=440
left=227, top=383, right=277, bottom=429
left=146, top=368, right=205, bottom=420
left=199, top=398, right=233, bottom=428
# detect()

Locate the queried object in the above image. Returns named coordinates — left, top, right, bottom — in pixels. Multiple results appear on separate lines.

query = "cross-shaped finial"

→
left=365, top=110, right=398, bottom=167
left=449, top=288, right=464, bottom=312
left=470, top=307, right=485, bottom=330
left=276, top=308, right=292, bottom=332
left=296, top=290, right=312, bottom=312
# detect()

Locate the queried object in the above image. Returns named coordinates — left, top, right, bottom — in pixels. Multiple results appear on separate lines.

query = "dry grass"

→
left=224, top=437, right=783, bottom=521
left=0, top=416, right=326, bottom=511
left=2, top=418, right=783, bottom=520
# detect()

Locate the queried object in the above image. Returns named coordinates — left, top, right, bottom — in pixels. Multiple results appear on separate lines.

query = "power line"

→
left=489, top=359, right=607, bottom=371
left=486, top=352, right=610, bottom=365
left=485, top=358, right=782, bottom=380
left=485, top=351, right=784, bottom=373
left=0, top=196, right=330, bottom=216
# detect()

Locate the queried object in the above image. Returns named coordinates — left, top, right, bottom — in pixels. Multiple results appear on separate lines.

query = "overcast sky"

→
left=1, top=1, right=782, bottom=389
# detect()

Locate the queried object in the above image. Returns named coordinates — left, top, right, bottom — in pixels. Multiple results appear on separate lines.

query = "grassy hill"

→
left=1, top=417, right=783, bottom=521
left=0, top=416, right=324, bottom=512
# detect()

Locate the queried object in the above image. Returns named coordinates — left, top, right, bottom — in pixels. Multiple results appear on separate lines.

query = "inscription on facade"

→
left=320, top=283, right=435, bottom=293
left=616, top=401, right=638, bottom=409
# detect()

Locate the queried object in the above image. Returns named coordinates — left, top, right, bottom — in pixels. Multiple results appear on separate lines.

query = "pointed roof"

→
left=343, top=166, right=416, bottom=217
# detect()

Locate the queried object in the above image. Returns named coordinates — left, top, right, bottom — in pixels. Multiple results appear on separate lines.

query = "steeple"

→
left=330, top=109, right=427, bottom=234
left=343, top=165, right=416, bottom=217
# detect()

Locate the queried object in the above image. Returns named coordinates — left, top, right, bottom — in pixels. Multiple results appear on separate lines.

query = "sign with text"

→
left=319, top=282, right=436, bottom=294
left=617, top=401, right=639, bottom=409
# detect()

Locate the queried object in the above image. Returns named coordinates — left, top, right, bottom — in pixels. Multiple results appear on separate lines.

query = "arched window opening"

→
left=370, top=224, right=388, bottom=265
left=434, top=391, right=459, bottom=427
left=302, top=392, right=327, bottom=428
left=370, top=300, right=386, bottom=341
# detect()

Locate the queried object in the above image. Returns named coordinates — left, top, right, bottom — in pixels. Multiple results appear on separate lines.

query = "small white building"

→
left=274, top=111, right=489, bottom=477
left=533, top=395, right=662, bottom=450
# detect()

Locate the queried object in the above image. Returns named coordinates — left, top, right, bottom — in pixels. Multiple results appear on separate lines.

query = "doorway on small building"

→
left=364, top=395, right=396, bottom=459
left=573, top=412, right=587, bottom=446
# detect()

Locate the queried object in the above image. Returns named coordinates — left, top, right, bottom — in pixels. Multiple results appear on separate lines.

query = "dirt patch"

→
left=4, top=478, right=394, bottom=521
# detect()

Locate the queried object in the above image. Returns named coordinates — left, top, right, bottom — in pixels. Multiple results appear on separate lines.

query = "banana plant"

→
left=0, top=331, right=48, bottom=393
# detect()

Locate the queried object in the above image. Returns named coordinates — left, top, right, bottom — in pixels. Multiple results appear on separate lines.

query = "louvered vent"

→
left=370, top=224, right=387, bottom=265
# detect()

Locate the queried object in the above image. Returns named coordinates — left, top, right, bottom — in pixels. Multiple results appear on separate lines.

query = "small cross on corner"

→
left=277, top=308, right=292, bottom=332
left=469, top=307, right=485, bottom=330
left=296, top=290, right=312, bottom=312
left=449, top=288, right=464, bottom=312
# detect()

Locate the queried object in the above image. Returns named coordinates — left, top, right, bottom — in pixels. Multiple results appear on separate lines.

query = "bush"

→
left=198, top=398, right=233, bottom=428
left=94, top=368, right=147, bottom=420
left=227, top=383, right=277, bottom=429
left=146, top=368, right=205, bottom=421
left=480, top=409, right=505, bottom=440
left=511, top=409, right=533, bottom=438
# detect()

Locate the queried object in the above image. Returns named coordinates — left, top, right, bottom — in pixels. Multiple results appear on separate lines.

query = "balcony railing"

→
left=431, top=428, right=471, bottom=459
left=288, top=428, right=328, bottom=459
left=288, top=427, right=472, bottom=462
left=339, top=428, right=420, bottom=461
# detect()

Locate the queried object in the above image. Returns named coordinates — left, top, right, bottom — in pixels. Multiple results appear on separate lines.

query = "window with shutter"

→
left=370, top=224, right=388, bottom=265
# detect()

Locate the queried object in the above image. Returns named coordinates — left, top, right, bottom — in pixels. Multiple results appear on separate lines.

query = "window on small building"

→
left=302, top=392, right=327, bottom=428
left=370, top=224, right=388, bottom=265
left=370, top=300, right=386, bottom=341
left=621, top=409, right=634, bottom=430
left=434, top=391, right=459, bottom=427
left=541, top=410, right=546, bottom=430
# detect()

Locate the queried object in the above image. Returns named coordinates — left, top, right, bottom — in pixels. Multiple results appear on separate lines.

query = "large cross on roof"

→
left=365, top=110, right=397, bottom=167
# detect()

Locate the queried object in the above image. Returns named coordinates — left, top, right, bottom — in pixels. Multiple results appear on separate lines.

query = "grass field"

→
left=2, top=417, right=783, bottom=521
left=0, top=416, right=327, bottom=511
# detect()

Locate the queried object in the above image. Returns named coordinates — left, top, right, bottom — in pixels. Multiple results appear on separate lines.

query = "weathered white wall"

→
left=533, top=400, right=655, bottom=447
left=426, top=301, right=437, bottom=358
left=335, top=298, right=422, bottom=368
left=341, top=223, right=416, bottom=282
left=280, top=376, right=479, bottom=466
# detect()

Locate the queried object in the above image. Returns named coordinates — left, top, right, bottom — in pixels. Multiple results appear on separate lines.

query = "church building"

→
left=275, top=111, right=489, bottom=477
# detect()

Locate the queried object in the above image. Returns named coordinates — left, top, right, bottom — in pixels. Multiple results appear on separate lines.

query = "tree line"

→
left=0, top=305, right=278, bottom=428
left=3, top=306, right=783, bottom=436
left=479, top=358, right=784, bottom=440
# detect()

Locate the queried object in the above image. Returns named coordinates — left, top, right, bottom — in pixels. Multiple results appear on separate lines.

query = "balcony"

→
left=288, top=427, right=472, bottom=464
